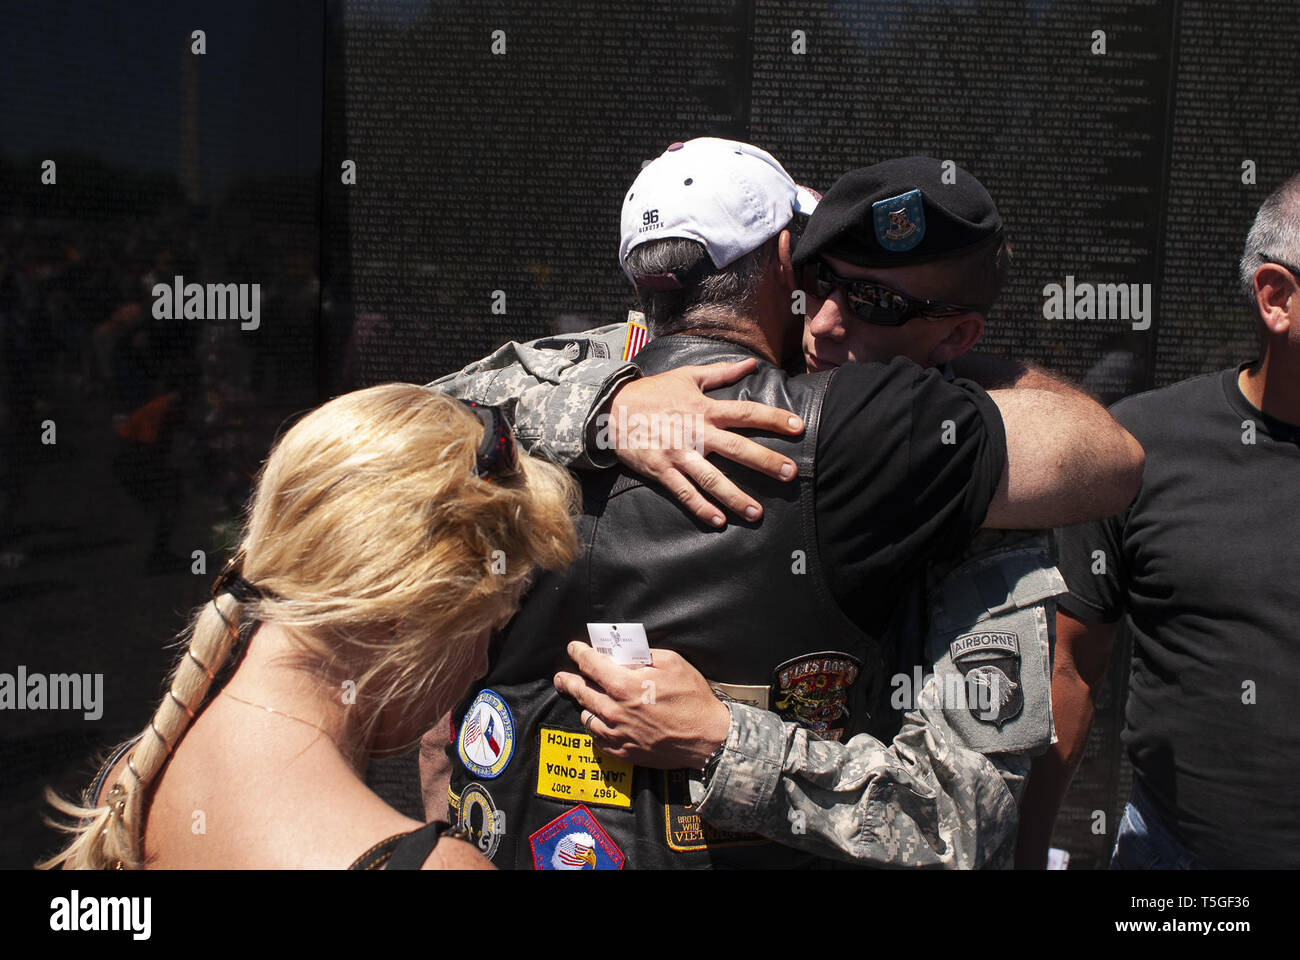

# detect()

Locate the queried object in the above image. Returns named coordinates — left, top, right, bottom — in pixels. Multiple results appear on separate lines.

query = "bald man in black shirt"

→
left=1018, top=172, right=1300, bottom=869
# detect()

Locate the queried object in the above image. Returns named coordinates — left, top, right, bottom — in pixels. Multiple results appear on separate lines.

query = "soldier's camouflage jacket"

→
left=427, top=317, right=1064, bottom=868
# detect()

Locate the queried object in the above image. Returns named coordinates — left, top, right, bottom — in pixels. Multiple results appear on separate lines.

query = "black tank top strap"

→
left=385, top=820, right=451, bottom=870
left=348, top=832, right=408, bottom=870
left=347, top=821, right=452, bottom=871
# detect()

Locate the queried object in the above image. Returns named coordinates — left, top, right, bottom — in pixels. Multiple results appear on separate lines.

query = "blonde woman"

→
left=40, top=384, right=578, bottom=869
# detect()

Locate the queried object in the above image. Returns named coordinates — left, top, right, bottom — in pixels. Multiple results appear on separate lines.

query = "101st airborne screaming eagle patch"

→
left=949, top=631, right=1024, bottom=729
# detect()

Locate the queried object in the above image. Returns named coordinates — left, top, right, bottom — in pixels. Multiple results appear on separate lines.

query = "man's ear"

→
left=1254, top=263, right=1295, bottom=336
left=776, top=229, right=796, bottom=290
left=930, top=312, right=986, bottom=366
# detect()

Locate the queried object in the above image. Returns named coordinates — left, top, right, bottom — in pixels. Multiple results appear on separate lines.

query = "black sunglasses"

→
left=458, top=399, right=520, bottom=481
left=809, top=259, right=975, bottom=326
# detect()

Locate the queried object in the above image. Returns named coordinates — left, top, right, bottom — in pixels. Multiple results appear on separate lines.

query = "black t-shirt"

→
left=814, top=357, right=1007, bottom=635
left=1056, top=364, right=1300, bottom=868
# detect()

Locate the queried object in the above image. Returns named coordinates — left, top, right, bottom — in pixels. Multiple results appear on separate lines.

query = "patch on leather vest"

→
left=530, top=805, right=625, bottom=870
left=661, top=770, right=769, bottom=852
left=772, top=652, right=862, bottom=741
left=949, top=631, right=1023, bottom=729
left=458, top=689, right=515, bottom=778
left=454, top=782, right=504, bottom=859
left=534, top=727, right=634, bottom=808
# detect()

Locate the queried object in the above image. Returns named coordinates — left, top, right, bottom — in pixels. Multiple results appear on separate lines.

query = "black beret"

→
left=794, top=156, right=1003, bottom=269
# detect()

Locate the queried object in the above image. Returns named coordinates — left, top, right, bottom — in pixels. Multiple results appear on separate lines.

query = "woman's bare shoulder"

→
left=422, top=836, right=494, bottom=870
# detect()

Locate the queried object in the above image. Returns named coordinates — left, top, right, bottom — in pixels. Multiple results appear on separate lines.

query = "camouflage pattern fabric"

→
left=426, top=320, right=634, bottom=469
left=691, top=530, right=1064, bottom=869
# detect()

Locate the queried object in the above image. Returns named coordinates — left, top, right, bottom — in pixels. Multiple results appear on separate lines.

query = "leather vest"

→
left=446, top=336, right=884, bottom=869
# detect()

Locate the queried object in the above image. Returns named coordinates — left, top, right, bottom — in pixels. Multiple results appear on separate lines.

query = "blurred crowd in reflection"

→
left=0, top=216, right=320, bottom=574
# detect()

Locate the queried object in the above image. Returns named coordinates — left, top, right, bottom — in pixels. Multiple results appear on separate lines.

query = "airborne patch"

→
left=533, top=338, right=588, bottom=363
left=949, top=631, right=1023, bottom=729
left=771, top=652, right=862, bottom=741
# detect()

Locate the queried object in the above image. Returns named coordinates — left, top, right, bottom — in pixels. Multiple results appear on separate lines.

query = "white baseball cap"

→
left=618, top=138, right=819, bottom=282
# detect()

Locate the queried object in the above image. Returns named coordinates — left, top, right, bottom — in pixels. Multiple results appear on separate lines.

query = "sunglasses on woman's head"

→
left=809, top=259, right=975, bottom=326
left=458, top=399, right=520, bottom=481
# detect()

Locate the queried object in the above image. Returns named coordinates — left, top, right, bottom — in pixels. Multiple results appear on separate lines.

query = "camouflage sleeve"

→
left=426, top=319, right=637, bottom=470
left=692, top=530, right=1065, bottom=869
left=691, top=696, right=1020, bottom=868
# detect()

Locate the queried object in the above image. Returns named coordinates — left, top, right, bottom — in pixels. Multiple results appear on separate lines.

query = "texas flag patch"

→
left=529, top=805, right=625, bottom=870
left=457, top=689, right=515, bottom=779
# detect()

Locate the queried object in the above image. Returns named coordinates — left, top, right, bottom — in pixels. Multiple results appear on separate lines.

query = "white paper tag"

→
left=586, top=622, right=653, bottom=666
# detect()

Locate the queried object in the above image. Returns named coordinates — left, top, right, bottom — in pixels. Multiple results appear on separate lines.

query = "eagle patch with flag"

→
left=529, top=805, right=625, bottom=870
left=458, top=689, right=515, bottom=778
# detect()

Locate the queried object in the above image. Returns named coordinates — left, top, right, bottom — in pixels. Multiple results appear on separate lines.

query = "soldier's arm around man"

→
left=428, top=321, right=807, bottom=523
left=424, top=320, right=635, bottom=470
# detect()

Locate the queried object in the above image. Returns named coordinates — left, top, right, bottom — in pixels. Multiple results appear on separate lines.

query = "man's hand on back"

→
left=601, top=359, right=803, bottom=527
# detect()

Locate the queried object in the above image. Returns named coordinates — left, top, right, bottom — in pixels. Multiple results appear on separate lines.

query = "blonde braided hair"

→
left=39, top=384, right=579, bottom=869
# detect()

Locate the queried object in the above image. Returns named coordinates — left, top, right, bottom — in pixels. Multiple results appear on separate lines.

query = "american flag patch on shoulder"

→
left=623, top=312, right=649, bottom=361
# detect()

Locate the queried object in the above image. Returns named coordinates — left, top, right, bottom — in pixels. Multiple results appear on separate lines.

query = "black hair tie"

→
left=211, top=551, right=267, bottom=603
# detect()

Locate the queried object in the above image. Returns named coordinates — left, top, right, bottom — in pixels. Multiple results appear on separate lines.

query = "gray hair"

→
left=624, top=212, right=805, bottom=338
left=624, top=238, right=771, bottom=338
left=1239, top=172, right=1300, bottom=304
